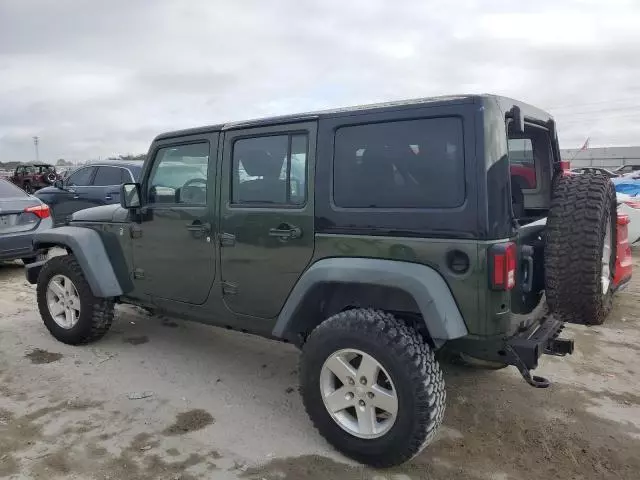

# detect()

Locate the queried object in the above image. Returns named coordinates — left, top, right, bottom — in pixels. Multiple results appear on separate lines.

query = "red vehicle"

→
left=613, top=213, right=633, bottom=291
left=9, top=164, right=61, bottom=194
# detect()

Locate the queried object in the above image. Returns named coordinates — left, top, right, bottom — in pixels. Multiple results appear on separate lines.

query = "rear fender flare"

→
left=272, top=257, right=468, bottom=343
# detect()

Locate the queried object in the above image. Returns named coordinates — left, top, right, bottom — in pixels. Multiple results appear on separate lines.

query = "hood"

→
left=70, top=204, right=129, bottom=223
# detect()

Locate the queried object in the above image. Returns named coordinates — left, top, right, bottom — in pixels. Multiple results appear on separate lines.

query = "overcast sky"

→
left=1, top=0, right=640, bottom=163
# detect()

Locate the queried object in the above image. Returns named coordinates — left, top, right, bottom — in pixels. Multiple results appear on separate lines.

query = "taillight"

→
left=489, top=242, right=516, bottom=290
left=560, top=160, right=571, bottom=171
left=24, top=204, right=50, bottom=219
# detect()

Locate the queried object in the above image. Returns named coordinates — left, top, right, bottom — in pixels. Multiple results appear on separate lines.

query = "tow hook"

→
left=504, top=344, right=550, bottom=388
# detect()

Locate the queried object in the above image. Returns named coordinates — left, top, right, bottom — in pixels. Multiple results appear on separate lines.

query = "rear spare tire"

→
left=545, top=174, right=617, bottom=325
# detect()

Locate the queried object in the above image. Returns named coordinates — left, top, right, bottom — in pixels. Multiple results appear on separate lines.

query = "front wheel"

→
left=23, top=183, right=33, bottom=194
left=37, top=255, right=115, bottom=345
left=300, top=309, right=445, bottom=467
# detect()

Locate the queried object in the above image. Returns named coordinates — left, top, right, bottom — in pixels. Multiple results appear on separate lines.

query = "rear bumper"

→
left=0, top=217, right=52, bottom=262
left=0, top=231, right=42, bottom=261
left=505, top=317, right=574, bottom=371
left=448, top=315, right=573, bottom=388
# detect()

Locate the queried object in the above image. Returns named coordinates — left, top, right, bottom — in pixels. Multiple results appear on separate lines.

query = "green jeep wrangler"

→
left=26, top=95, right=616, bottom=467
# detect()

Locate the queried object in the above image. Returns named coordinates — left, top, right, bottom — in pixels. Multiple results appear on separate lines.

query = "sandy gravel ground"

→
left=1, top=251, right=639, bottom=480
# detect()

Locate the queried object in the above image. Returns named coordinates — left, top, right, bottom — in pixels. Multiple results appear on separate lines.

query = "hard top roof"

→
left=154, top=94, right=554, bottom=141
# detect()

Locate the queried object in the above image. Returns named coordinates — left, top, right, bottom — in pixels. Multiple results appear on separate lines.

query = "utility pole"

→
left=33, top=136, right=40, bottom=162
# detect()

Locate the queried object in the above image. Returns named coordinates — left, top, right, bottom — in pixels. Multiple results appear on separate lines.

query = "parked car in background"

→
left=9, top=163, right=61, bottom=193
left=617, top=193, right=640, bottom=244
left=0, top=178, right=52, bottom=264
left=35, top=160, right=143, bottom=226
left=570, top=167, right=619, bottom=177
left=613, top=164, right=640, bottom=175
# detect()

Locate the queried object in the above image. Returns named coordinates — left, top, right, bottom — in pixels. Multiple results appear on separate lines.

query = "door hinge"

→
left=219, top=232, right=236, bottom=247
left=133, top=268, right=145, bottom=279
left=222, top=281, right=238, bottom=295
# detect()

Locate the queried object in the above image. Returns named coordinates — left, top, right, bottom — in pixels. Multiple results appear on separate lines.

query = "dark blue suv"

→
left=35, top=160, right=143, bottom=226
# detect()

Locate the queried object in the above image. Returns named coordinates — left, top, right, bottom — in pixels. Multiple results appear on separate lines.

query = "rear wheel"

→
left=545, top=174, right=617, bottom=325
left=37, top=255, right=115, bottom=344
left=300, top=308, right=445, bottom=467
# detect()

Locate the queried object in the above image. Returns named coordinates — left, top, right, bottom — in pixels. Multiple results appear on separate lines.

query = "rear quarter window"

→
left=333, top=117, right=465, bottom=209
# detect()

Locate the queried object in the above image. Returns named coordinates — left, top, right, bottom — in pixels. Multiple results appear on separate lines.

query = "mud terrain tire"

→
left=37, top=254, right=115, bottom=344
left=300, top=308, right=445, bottom=467
left=545, top=174, right=617, bottom=325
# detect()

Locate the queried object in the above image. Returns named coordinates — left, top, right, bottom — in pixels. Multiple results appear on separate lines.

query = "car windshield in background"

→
left=0, top=178, right=29, bottom=197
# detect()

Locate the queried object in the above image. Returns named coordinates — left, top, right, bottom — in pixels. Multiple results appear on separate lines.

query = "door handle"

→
left=105, top=195, right=112, bottom=201
left=186, top=222, right=211, bottom=233
left=269, top=225, right=302, bottom=239
left=73, top=195, right=80, bottom=199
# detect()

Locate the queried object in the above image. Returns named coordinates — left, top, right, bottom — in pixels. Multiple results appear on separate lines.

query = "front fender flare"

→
left=31, top=226, right=127, bottom=298
left=272, top=258, right=468, bottom=342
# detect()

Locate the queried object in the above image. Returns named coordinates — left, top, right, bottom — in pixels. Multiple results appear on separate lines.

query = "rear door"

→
left=219, top=122, right=316, bottom=318
left=90, top=166, right=130, bottom=206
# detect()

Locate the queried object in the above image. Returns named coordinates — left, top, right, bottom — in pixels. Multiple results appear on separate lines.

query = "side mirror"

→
left=121, top=183, right=141, bottom=209
left=54, top=179, right=64, bottom=189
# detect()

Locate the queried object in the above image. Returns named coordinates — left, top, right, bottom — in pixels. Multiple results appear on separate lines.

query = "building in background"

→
left=562, top=146, right=640, bottom=169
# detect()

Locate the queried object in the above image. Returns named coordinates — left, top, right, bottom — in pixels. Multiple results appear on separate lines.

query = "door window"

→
left=147, top=143, right=209, bottom=205
left=232, top=133, right=308, bottom=205
left=66, top=167, right=96, bottom=187
left=93, top=166, right=127, bottom=186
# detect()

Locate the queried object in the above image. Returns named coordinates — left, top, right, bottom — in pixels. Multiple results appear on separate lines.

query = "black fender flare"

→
left=30, top=226, right=127, bottom=298
left=272, top=257, right=468, bottom=343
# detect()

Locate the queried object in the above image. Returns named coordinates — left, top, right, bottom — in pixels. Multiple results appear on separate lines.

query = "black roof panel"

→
left=154, top=94, right=553, bottom=141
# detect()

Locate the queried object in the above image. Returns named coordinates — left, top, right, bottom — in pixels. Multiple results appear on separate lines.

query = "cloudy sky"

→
left=1, top=0, right=640, bottom=163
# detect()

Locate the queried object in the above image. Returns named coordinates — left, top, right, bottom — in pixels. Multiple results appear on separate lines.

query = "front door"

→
left=132, top=136, right=217, bottom=304
left=220, top=122, right=316, bottom=318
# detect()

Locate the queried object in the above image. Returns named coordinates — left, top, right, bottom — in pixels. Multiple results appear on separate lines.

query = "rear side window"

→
left=93, top=166, right=126, bottom=186
left=333, top=117, right=465, bottom=208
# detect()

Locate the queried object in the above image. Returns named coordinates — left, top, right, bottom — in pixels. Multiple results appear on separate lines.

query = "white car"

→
left=617, top=192, right=640, bottom=244
left=520, top=193, right=639, bottom=245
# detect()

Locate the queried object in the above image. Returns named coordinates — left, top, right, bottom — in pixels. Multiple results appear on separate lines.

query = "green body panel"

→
left=312, top=234, right=513, bottom=337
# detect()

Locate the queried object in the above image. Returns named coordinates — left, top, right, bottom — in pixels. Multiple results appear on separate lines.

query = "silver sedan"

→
left=0, top=178, right=53, bottom=264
